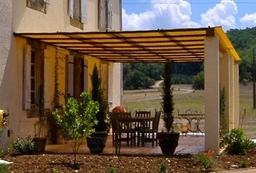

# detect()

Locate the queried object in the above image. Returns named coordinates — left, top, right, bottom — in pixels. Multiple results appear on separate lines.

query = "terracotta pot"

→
left=180, top=124, right=189, bottom=133
left=33, top=137, right=47, bottom=153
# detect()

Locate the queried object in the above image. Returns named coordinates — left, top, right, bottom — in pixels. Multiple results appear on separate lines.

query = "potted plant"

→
left=53, top=91, right=99, bottom=168
left=86, top=64, right=110, bottom=154
left=158, top=62, right=180, bottom=155
left=33, top=84, right=48, bottom=153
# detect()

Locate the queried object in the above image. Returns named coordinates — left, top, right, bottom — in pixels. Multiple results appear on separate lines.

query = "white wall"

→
left=0, top=1, right=12, bottom=86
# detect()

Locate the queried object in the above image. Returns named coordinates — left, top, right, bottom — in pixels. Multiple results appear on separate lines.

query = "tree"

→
left=90, top=65, right=109, bottom=132
left=161, top=62, right=174, bottom=133
left=53, top=92, right=99, bottom=168
left=192, top=71, right=204, bottom=90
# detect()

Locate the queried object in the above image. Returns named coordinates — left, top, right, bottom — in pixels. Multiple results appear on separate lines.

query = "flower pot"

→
left=157, top=132, right=180, bottom=155
left=86, top=132, right=108, bottom=154
left=33, top=137, right=47, bottom=153
left=180, top=124, right=189, bottom=133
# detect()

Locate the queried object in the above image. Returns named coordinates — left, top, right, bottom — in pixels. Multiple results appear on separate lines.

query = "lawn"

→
left=123, top=83, right=256, bottom=138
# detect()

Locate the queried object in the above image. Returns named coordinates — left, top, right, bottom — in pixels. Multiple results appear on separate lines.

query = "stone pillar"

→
left=220, top=51, right=231, bottom=130
left=204, top=36, right=220, bottom=154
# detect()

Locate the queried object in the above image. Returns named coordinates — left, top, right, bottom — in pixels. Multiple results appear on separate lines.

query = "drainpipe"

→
left=119, top=0, right=123, bottom=105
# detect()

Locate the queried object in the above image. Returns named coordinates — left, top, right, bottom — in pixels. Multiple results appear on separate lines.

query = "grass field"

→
left=123, top=84, right=256, bottom=138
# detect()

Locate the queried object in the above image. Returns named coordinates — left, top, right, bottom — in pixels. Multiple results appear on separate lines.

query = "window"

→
left=26, top=0, right=50, bottom=13
left=69, top=0, right=87, bottom=29
left=24, top=44, right=51, bottom=117
left=66, top=54, right=88, bottom=101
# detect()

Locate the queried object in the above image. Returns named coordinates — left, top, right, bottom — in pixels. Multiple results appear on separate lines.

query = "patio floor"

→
left=45, top=133, right=205, bottom=155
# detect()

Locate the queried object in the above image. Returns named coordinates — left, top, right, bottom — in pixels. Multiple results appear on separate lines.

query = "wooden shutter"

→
left=83, top=59, right=88, bottom=91
left=81, top=0, right=87, bottom=23
left=69, top=0, right=74, bottom=18
left=98, top=0, right=106, bottom=31
left=67, top=55, right=74, bottom=98
left=44, top=49, right=51, bottom=109
left=23, top=45, right=31, bottom=110
left=107, top=0, right=112, bottom=31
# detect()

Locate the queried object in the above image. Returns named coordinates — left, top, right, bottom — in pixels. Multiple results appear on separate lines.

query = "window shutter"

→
left=23, top=45, right=31, bottom=110
left=44, top=0, right=50, bottom=4
left=69, top=0, right=74, bottom=18
left=83, top=59, right=88, bottom=91
left=98, top=0, right=106, bottom=31
left=107, top=0, right=112, bottom=31
left=44, top=49, right=51, bottom=109
left=67, top=55, right=74, bottom=98
left=81, top=0, right=87, bottom=23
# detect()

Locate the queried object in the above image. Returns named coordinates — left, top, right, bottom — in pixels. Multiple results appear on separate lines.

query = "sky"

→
left=122, top=0, right=256, bottom=31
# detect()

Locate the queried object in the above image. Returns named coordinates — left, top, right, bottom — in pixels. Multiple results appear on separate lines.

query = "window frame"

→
left=24, top=44, right=50, bottom=118
left=26, top=0, right=49, bottom=13
left=69, top=0, right=87, bottom=29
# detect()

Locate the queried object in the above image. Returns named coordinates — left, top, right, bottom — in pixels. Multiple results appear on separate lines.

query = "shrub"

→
left=193, top=152, right=214, bottom=171
left=12, top=134, right=35, bottom=154
left=192, top=71, right=204, bottom=90
left=108, top=167, right=117, bottom=173
left=158, top=161, right=168, bottom=173
left=222, top=128, right=255, bottom=155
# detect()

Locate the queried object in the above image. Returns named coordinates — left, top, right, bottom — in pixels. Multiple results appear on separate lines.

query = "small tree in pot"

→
left=158, top=62, right=180, bottom=155
left=86, top=64, right=110, bottom=154
left=33, top=84, right=48, bottom=153
left=53, top=92, right=99, bottom=168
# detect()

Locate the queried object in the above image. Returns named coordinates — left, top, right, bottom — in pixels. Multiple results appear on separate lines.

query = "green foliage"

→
left=90, top=65, right=110, bottom=132
left=243, top=138, right=256, bottom=149
left=220, top=88, right=226, bottom=137
left=193, top=152, right=214, bottom=171
left=227, top=27, right=256, bottom=83
left=192, top=71, right=204, bottom=90
left=123, top=63, right=160, bottom=89
left=222, top=128, right=256, bottom=155
left=161, top=62, right=174, bottom=132
left=12, top=134, right=35, bottom=154
left=34, top=83, right=46, bottom=138
left=53, top=92, right=99, bottom=140
left=52, top=168, right=59, bottom=173
left=123, top=68, right=155, bottom=89
left=241, top=159, right=248, bottom=168
left=0, top=164, right=8, bottom=173
left=123, top=62, right=203, bottom=89
left=48, top=51, right=64, bottom=144
left=53, top=92, right=99, bottom=167
left=108, top=167, right=117, bottom=173
left=158, top=161, right=168, bottom=173
left=172, top=74, right=194, bottom=84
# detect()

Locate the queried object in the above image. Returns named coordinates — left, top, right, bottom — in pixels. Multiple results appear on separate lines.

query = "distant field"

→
left=123, top=84, right=256, bottom=138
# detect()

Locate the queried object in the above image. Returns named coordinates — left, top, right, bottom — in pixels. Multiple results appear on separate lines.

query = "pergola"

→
left=15, top=26, right=241, bottom=154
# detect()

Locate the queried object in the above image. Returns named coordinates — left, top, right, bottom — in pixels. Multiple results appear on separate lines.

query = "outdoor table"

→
left=131, top=117, right=155, bottom=146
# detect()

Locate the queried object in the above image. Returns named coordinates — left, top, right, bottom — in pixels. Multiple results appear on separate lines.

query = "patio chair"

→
left=112, top=112, right=136, bottom=154
left=134, top=110, right=152, bottom=130
left=138, top=110, right=161, bottom=147
left=109, top=112, right=117, bottom=146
